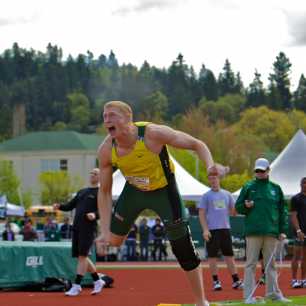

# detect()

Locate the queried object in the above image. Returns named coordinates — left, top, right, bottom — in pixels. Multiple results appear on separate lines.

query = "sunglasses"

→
left=255, top=169, right=266, bottom=173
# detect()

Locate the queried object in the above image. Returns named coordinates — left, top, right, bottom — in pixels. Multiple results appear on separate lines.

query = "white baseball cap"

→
left=254, top=158, right=270, bottom=171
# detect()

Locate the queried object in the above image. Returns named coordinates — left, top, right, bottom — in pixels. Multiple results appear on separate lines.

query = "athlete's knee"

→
left=166, top=220, right=200, bottom=271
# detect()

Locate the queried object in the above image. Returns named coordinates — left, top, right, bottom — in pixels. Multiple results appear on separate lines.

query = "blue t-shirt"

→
left=197, top=189, right=234, bottom=230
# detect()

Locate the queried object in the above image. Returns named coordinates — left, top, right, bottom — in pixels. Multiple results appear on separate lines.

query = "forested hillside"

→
left=1, top=42, right=306, bottom=186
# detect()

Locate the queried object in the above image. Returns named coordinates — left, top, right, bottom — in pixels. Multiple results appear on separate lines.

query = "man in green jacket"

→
left=235, top=158, right=289, bottom=304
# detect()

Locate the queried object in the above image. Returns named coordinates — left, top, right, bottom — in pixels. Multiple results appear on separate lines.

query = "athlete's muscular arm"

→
left=146, top=123, right=229, bottom=176
left=96, top=136, right=113, bottom=254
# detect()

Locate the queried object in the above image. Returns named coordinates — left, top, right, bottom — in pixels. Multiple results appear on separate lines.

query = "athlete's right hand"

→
left=95, top=232, right=111, bottom=256
left=203, top=230, right=211, bottom=242
left=207, top=163, right=230, bottom=178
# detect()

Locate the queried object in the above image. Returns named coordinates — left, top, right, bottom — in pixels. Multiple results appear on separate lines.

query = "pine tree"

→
left=246, top=70, right=266, bottom=107
left=199, top=64, right=218, bottom=101
left=293, top=74, right=306, bottom=112
left=268, top=52, right=292, bottom=110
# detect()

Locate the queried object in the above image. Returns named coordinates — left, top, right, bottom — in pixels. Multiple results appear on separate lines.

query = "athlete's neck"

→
left=114, top=124, right=137, bottom=148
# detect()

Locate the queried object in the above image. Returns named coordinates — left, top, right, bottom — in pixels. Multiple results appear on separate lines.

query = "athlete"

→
left=96, top=100, right=229, bottom=306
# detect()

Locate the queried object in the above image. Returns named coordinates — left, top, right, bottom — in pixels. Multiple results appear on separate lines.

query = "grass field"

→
left=158, top=296, right=306, bottom=306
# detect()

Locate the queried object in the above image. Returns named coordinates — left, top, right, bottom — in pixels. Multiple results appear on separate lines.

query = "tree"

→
left=293, top=74, right=306, bottom=112
left=198, top=65, right=218, bottom=101
left=0, top=160, right=20, bottom=204
left=67, top=92, right=90, bottom=131
left=221, top=172, right=251, bottom=193
left=287, top=110, right=306, bottom=132
left=199, top=94, right=245, bottom=124
left=235, top=106, right=295, bottom=152
left=166, top=54, right=194, bottom=116
left=107, top=50, right=119, bottom=69
left=39, top=171, right=83, bottom=205
left=268, top=52, right=292, bottom=110
left=246, top=70, right=266, bottom=107
left=138, top=91, right=168, bottom=122
left=218, top=59, right=237, bottom=96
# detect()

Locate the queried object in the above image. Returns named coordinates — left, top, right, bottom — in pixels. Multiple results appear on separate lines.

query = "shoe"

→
left=204, top=301, right=210, bottom=306
left=65, top=284, right=82, bottom=296
left=274, top=296, right=291, bottom=303
left=232, top=280, right=244, bottom=289
left=91, top=279, right=105, bottom=295
left=213, top=280, right=222, bottom=291
left=244, top=297, right=257, bottom=304
left=268, top=293, right=291, bottom=303
left=291, top=279, right=302, bottom=288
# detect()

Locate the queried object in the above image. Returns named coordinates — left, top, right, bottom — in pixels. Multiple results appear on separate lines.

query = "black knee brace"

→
left=166, top=220, right=201, bottom=271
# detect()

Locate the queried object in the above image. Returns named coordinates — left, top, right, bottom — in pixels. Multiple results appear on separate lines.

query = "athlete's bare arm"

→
left=96, top=136, right=113, bottom=252
left=145, top=123, right=228, bottom=176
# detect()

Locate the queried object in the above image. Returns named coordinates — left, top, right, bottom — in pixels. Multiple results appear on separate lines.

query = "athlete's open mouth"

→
left=108, top=126, right=116, bottom=133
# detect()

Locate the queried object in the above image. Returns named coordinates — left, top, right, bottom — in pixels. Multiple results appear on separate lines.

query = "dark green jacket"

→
left=235, top=178, right=288, bottom=237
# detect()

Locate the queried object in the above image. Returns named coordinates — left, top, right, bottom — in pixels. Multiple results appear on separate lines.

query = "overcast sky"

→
left=1, top=0, right=306, bottom=88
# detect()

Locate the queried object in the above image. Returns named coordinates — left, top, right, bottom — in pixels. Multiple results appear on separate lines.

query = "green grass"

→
left=179, top=295, right=306, bottom=306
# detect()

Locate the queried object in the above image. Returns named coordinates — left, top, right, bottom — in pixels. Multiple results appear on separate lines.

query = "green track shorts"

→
left=110, top=182, right=187, bottom=236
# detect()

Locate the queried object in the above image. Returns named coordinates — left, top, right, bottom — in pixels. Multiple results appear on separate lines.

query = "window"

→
left=40, top=159, right=68, bottom=171
left=60, top=159, right=68, bottom=170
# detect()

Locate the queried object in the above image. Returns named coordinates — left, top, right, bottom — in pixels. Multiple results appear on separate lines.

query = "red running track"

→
left=0, top=263, right=305, bottom=306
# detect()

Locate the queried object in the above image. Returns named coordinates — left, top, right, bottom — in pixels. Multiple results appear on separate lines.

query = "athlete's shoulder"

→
left=97, top=136, right=112, bottom=163
left=98, top=135, right=112, bottom=152
left=145, top=123, right=173, bottom=139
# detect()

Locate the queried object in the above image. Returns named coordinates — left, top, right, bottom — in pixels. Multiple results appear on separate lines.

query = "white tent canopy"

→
left=233, top=129, right=306, bottom=199
left=269, top=129, right=306, bottom=198
left=5, top=203, right=25, bottom=216
left=0, top=195, right=25, bottom=217
left=111, top=156, right=209, bottom=202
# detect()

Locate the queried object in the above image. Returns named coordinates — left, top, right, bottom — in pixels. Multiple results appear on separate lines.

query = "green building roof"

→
left=0, top=131, right=104, bottom=152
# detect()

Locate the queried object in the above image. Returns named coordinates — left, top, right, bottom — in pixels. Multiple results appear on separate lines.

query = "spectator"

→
left=198, top=174, right=243, bottom=291
left=44, top=217, right=59, bottom=241
left=235, top=158, right=289, bottom=304
left=290, top=177, right=306, bottom=288
left=60, top=217, right=73, bottom=240
left=21, top=220, right=38, bottom=241
left=53, top=168, right=105, bottom=296
left=139, top=218, right=150, bottom=261
left=125, top=223, right=138, bottom=261
left=151, top=218, right=167, bottom=261
left=2, top=222, right=15, bottom=241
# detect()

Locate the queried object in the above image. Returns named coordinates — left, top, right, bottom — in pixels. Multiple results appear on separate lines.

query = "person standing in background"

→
left=152, top=217, right=167, bottom=261
left=198, top=175, right=243, bottom=291
left=60, top=217, right=73, bottom=240
left=235, top=158, right=289, bottom=304
left=54, top=168, right=105, bottom=296
left=125, top=223, right=138, bottom=261
left=290, top=177, right=306, bottom=288
left=2, top=222, right=15, bottom=241
left=139, top=218, right=150, bottom=261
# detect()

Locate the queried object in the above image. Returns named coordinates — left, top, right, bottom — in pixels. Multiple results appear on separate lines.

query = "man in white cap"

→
left=235, top=158, right=289, bottom=304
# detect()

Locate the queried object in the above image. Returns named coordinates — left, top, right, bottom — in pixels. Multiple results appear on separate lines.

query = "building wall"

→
left=1, top=150, right=97, bottom=204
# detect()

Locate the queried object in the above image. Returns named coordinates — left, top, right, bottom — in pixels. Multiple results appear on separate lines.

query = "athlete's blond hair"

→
left=104, top=101, right=133, bottom=121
